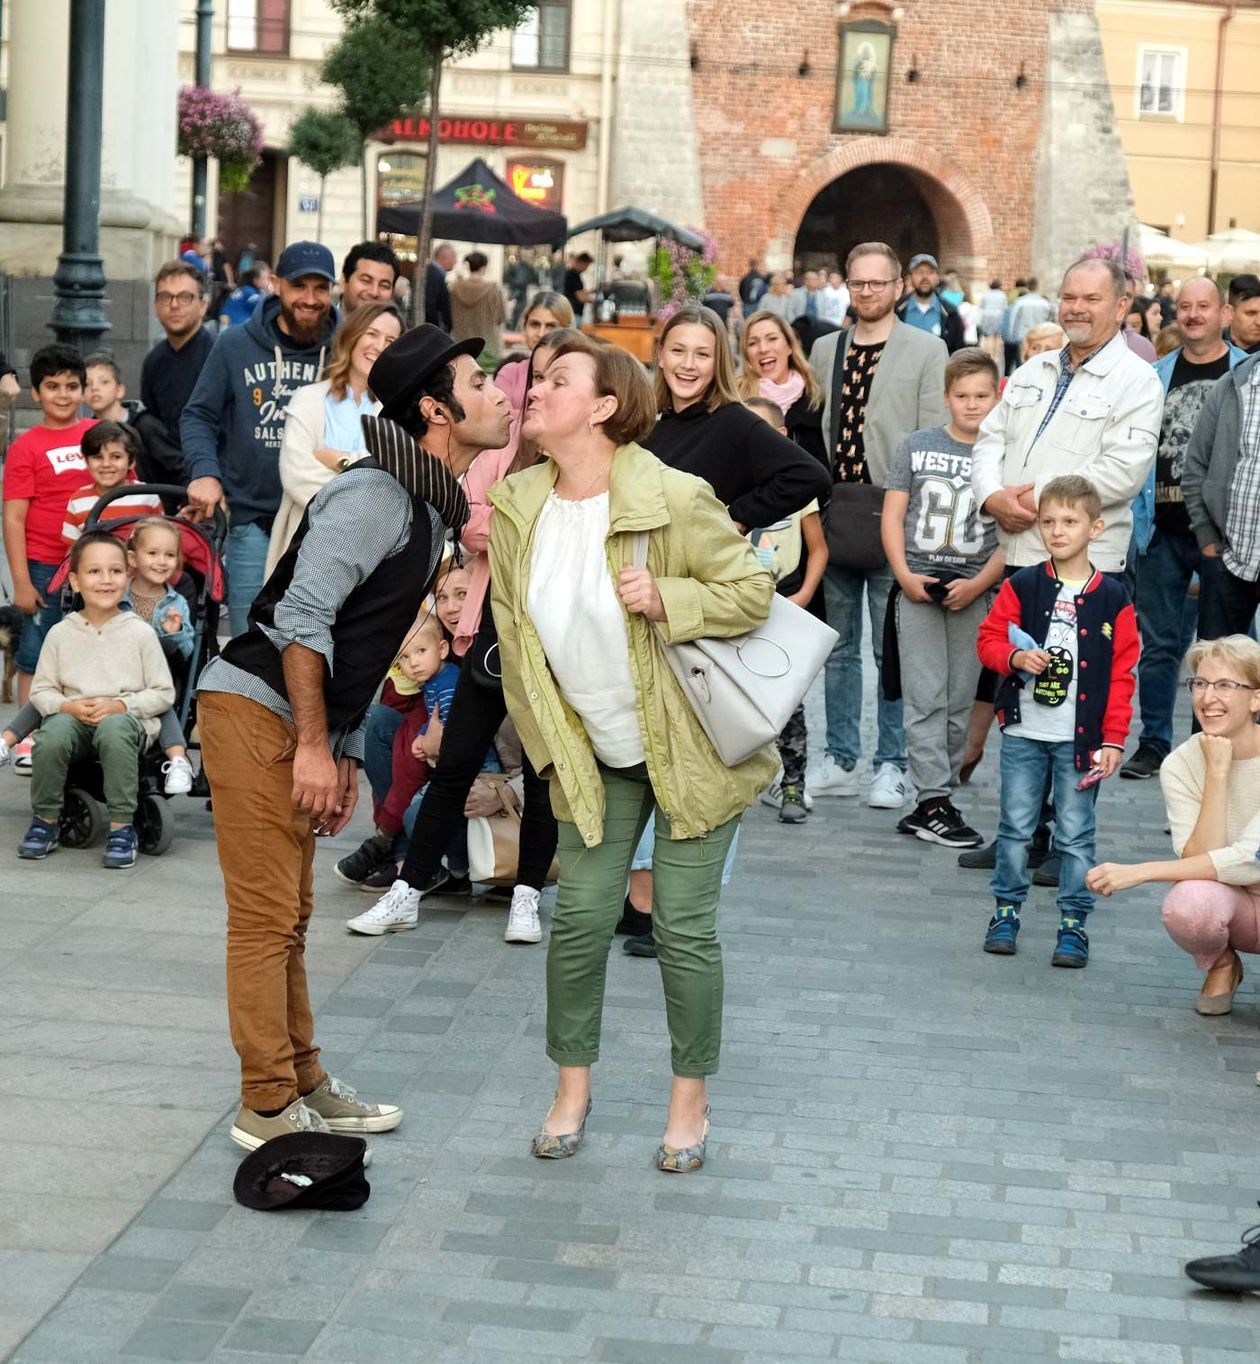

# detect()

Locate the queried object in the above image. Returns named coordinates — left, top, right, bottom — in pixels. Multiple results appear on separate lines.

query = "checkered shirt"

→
left=1224, top=366, right=1260, bottom=582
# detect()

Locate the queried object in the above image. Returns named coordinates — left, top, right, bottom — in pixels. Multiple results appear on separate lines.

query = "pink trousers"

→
left=1161, top=881, right=1260, bottom=971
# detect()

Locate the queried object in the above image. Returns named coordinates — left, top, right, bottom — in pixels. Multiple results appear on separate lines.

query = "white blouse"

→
left=527, top=491, right=645, bottom=769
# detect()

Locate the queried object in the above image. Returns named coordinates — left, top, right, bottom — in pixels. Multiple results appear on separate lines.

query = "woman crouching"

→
left=488, top=332, right=775, bottom=1171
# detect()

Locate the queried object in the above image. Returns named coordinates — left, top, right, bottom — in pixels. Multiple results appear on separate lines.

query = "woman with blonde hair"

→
left=759, top=272, right=801, bottom=322
left=1020, top=321, right=1068, bottom=364
left=488, top=331, right=777, bottom=1170
left=265, top=301, right=402, bottom=570
left=739, top=309, right=826, bottom=464
left=1088, top=635, right=1260, bottom=1015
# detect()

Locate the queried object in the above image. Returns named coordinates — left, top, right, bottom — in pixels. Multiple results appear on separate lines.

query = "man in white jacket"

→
left=962, top=255, right=1163, bottom=873
left=972, top=256, right=1163, bottom=580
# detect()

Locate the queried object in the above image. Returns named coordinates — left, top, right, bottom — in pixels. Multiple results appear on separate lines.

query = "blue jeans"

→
left=226, top=521, right=271, bottom=638
left=1135, top=527, right=1200, bottom=757
left=991, top=734, right=1098, bottom=919
left=14, top=561, right=65, bottom=674
left=821, top=562, right=905, bottom=770
left=363, top=704, right=404, bottom=805
left=630, top=821, right=740, bottom=888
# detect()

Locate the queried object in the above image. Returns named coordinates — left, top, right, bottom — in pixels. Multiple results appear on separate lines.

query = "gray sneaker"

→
left=229, top=1096, right=330, bottom=1152
left=303, top=1075, right=403, bottom=1133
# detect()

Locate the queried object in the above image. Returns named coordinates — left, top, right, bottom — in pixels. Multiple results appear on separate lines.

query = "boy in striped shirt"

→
left=62, top=422, right=162, bottom=545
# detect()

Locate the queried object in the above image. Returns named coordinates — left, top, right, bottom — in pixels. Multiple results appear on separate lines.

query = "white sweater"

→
left=30, top=611, right=176, bottom=740
left=1160, top=738, right=1260, bottom=886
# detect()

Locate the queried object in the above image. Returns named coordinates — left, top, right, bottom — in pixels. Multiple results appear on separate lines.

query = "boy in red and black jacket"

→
left=976, top=474, right=1139, bottom=969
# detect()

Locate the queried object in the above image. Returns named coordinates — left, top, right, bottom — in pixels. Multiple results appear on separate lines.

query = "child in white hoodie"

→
left=18, top=532, right=175, bottom=869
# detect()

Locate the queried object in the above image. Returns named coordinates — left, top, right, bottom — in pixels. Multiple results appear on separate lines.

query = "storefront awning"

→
left=377, top=156, right=567, bottom=246
left=567, top=207, right=705, bottom=250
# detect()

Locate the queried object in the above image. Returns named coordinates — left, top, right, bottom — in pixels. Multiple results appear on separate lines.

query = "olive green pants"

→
left=547, top=762, right=740, bottom=1079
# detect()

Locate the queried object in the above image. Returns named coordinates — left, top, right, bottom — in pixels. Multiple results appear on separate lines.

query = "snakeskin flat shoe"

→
left=655, top=1106, right=711, bottom=1173
left=530, top=1098, right=592, bottom=1159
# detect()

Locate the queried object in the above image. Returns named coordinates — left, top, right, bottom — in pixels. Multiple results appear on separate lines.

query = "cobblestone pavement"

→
left=4, top=688, right=1260, bottom=1362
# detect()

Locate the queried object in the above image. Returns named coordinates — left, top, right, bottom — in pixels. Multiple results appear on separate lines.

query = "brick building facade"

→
left=679, top=0, right=1136, bottom=287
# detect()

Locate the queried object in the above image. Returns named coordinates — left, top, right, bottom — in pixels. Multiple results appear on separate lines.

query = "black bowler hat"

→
left=369, top=324, right=484, bottom=424
left=233, top=1132, right=371, bottom=1212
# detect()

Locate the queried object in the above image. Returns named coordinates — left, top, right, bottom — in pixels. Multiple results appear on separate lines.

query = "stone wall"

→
left=1032, top=10, right=1137, bottom=286
left=609, top=0, right=705, bottom=229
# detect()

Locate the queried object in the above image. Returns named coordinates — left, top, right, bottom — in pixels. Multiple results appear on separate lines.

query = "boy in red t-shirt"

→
left=1, top=345, right=96, bottom=705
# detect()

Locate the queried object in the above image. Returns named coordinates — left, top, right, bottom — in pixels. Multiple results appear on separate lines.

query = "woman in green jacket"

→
left=488, top=332, right=776, bottom=1172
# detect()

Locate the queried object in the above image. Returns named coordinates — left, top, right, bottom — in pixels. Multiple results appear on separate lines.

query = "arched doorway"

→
left=775, top=140, right=993, bottom=283
left=795, top=165, right=940, bottom=274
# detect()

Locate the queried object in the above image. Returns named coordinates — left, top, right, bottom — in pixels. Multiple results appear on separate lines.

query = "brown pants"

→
left=198, top=691, right=327, bottom=1112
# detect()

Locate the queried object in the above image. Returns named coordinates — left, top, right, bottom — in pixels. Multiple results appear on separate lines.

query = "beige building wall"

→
left=1097, top=0, right=1260, bottom=241
left=173, top=0, right=612, bottom=275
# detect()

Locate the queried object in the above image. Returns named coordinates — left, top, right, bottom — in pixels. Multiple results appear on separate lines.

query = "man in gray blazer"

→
left=808, top=241, right=948, bottom=810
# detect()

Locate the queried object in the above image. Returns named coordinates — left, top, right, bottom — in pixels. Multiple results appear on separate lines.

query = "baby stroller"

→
left=45, top=485, right=227, bottom=856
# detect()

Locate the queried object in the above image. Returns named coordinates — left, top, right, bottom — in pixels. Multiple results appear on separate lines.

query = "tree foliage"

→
left=288, top=107, right=363, bottom=180
left=321, top=16, right=429, bottom=139
left=331, top=0, right=538, bottom=58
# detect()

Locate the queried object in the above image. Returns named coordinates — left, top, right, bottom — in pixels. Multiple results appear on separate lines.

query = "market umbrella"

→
left=377, top=157, right=567, bottom=245
left=1134, top=223, right=1208, bottom=273
left=1190, top=227, right=1260, bottom=275
left=566, top=206, right=705, bottom=250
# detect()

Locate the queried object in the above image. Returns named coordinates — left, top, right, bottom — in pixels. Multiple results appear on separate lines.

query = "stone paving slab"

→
left=4, top=683, right=1260, bottom=1360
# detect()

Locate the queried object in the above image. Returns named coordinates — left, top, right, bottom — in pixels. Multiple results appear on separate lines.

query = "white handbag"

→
left=632, top=532, right=838, bottom=766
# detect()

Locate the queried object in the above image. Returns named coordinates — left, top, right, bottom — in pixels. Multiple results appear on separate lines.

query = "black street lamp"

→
left=50, top=0, right=110, bottom=352
left=191, top=0, right=215, bottom=237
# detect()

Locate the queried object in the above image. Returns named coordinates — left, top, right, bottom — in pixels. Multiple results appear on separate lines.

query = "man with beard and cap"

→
left=196, top=323, right=512, bottom=1157
left=896, top=253, right=965, bottom=353
left=182, top=241, right=341, bottom=635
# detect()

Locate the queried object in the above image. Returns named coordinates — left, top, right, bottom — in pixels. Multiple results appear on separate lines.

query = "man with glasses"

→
left=807, top=240, right=948, bottom=810
left=139, top=259, right=215, bottom=476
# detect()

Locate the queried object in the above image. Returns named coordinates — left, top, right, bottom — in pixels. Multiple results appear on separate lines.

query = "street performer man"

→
left=196, top=324, right=512, bottom=1153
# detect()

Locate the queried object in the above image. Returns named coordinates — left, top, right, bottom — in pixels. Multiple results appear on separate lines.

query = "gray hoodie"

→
left=180, top=293, right=337, bottom=527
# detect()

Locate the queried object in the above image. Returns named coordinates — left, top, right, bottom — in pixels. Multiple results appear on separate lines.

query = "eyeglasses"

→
left=1186, top=677, right=1257, bottom=695
left=155, top=291, right=199, bottom=307
left=849, top=279, right=897, bottom=293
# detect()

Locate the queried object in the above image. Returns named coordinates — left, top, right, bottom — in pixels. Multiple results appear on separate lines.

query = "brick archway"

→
left=774, top=137, right=995, bottom=279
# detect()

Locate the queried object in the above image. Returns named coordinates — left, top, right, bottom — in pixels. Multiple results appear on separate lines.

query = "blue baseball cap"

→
left=276, top=241, right=336, bottom=283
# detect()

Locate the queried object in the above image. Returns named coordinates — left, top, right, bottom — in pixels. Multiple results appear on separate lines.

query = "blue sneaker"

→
left=102, top=824, right=138, bottom=869
left=18, top=818, right=61, bottom=860
left=983, top=905, right=1021, bottom=955
left=1052, top=921, right=1089, bottom=968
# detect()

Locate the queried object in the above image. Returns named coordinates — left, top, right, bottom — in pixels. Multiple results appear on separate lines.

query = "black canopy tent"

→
left=377, top=156, right=568, bottom=245
left=566, top=206, right=705, bottom=251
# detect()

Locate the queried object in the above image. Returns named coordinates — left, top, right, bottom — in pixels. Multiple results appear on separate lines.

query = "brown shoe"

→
left=229, top=1096, right=330, bottom=1152
left=1196, top=951, right=1244, bottom=1016
left=303, top=1076, right=403, bottom=1133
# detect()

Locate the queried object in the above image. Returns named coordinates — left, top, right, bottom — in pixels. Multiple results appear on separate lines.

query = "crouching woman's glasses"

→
left=1186, top=677, right=1257, bottom=695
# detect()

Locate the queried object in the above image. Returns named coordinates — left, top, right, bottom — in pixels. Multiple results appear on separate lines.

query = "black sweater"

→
left=643, top=401, right=831, bottom=529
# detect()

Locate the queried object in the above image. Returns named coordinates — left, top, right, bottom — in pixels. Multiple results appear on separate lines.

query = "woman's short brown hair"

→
left=653, top=304, right=742, bottom=414
left=545, top=331, right=657, bottom=446
left=327, top=302, right=402, bottom=400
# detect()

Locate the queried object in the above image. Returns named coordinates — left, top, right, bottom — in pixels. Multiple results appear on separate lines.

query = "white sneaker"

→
left=806, top=754, right=861, bottom=796
left=346, top=880, right=420, bottom=935
left=12, top=735, right=34, bottom=775
left=0, top=737, right=10, bottom=768
left=759, top=771, right=815, bottom=811
left=505, top=886, right=543, bottom=943
left=868, top=762, right=909, bottom=809
left=162, top=755, right=194, bottom=795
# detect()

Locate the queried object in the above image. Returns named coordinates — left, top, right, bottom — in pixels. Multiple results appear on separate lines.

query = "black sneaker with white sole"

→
left=909, top=798, right=984, bottom=848
left=1120, top=746, right=1164, bottom=780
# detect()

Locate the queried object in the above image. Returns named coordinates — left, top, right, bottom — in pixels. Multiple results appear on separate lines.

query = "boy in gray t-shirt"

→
left=880, top=348, right=1004, bottom=848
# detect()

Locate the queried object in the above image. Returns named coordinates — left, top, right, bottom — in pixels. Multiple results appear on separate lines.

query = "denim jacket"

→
left=1132, top=343, right=1249, bottom=554
left=124, top=585, right=194, bottom=660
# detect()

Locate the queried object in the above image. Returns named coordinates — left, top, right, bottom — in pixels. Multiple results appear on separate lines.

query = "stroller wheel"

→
left=136, top=794, right=175, bottom=857
left=60, top=788, right=105, bottom=848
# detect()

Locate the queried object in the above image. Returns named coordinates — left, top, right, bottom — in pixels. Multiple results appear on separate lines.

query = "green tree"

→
left=321, top=15, right=429, bottom=237
left=288, top=107, right=362, bottom=240
left=332, top=0, right=537, bottom=321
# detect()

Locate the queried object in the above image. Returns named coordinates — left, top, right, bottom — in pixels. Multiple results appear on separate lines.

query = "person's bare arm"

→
left=2, top=500, right=40, bottom=614
left=880, top=489, right=936, bottom=602
left=1087, top=852, right=1219, bottom=896
left=281, top=643, right=339, bottom=823
left=788, top=511, right=829, bottom=608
